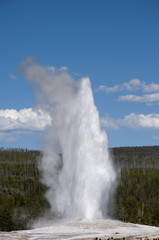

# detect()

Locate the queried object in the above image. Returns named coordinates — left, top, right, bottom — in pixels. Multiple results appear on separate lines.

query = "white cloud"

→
left=100, top=114, right=119, bottom=130
left=118, top=93, right=159, bottom=103
left=153, top=136, right=159, bottom=140
left=0, top=108, right=51, bottom=133
left=119, top=113, right=159, bottom=129
left=143, top=83, right=159, bottom=92
left=122, top=78, right=143, bottom=91
left=102, top=113, right=159, bottom=130
left=97, top=79, right=159, bottom=94
left=97, top=84, right=120, bottom=93
left=0, top=132, right=17, bottom=142
left=10, top=74, right=17, bottom=80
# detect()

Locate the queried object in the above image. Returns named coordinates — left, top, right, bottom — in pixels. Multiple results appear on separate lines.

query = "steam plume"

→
left=18, top=57, right=116, bottom=220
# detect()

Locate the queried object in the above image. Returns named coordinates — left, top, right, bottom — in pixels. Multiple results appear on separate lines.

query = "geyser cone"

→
left=19, top=57, right=116, bottom=220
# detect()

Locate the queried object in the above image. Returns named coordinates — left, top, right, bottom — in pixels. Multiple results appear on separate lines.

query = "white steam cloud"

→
left=18, top=57, right=116, bottom=220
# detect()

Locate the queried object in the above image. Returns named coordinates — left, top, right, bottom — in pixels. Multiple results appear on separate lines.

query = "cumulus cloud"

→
left=97, top=79, right=159, bottom=104
left=119, top=113, right=159, bottom=129
left=0, top=108, right=51, bottom=137
left=102, top=113, right=159, bottom=130
left=123, top=79, right=143, bottom=91
left=97, top=84, right=120, bottom=93
left=118, top=93, right=159, bottom=103
left=143, top=83, right=159, bottom=92
left=101, top=114, right=119, bottom=130
left=97, top=79, right=159, bottom=94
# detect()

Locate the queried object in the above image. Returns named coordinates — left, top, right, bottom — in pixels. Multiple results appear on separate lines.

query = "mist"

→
left=18, top=57, right=116, bottom=221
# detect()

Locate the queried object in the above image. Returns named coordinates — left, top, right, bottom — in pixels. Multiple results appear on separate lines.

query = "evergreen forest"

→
left=0, top=146, right=159, bottom=231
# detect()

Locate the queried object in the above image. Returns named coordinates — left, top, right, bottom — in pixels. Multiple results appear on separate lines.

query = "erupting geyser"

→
left=19, top=57, right=116, bottom=220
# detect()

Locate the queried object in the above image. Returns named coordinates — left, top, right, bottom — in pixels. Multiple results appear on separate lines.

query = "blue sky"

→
left=0, top=0, right=159, bottom=149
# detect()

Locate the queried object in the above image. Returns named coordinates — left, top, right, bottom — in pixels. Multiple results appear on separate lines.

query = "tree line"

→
left=0, top=146, right=159, bottom=231
left=108, top=146, right=159, bottom=226
left=0, top=149, right=49, bottom=231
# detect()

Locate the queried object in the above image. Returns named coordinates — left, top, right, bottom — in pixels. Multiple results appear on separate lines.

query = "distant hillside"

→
left=112, top=145, right=159, bottom=168
left=109, top=146, right=159, bottom=226
left=0, top=146, right=159, bottom=231
left=0, top=148, right=49, bottom=231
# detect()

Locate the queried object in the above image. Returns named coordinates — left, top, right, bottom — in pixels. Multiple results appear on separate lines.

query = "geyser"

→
left=19, top=57, right=116, bottom=220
